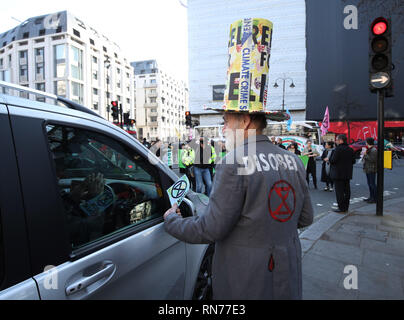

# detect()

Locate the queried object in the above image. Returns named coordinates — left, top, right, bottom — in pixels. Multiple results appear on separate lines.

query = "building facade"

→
left=188, top=0, right=307, bottom=126
left=131, top=60, right=188, bottom=142
left=0, top=11, right=134, bottom=120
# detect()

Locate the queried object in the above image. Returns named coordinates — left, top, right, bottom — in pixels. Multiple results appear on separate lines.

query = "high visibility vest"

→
left=210, top=146, right=217, bottom=164
left=178, top=149, right=186, bottom=169
left=182, top=149, right=195, bottom=167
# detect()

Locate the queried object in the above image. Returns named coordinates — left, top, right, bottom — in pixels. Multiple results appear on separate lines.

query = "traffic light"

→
left=369, top=17, right=393, bottom=95
left=123, top=112, right=130, bottom=125
left=185, top=111, right=192, bottom=127
left=111, top=101, right=119, bottom=120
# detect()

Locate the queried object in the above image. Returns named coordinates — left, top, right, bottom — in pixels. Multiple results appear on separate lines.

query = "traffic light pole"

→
left=119, top=104, right=123, bottom=129
left=376, top=89, right=385, bottom=217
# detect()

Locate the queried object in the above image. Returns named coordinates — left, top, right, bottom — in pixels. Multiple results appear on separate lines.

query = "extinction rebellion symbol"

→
left=171, top=180, right=188, bottom=199
left=268, top=180, right=296, bottom=223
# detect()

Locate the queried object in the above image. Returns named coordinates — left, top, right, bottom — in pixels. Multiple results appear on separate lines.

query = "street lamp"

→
left=104, top=57, right=111, bottom=121
left=274, top=77, right=295, bottom=111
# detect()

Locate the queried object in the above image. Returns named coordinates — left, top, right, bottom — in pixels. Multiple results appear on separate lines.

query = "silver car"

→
left=0, top=81, right=212, bottom=300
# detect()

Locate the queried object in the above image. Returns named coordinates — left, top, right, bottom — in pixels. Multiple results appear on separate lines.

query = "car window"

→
left=46, top=124, right=166, bottom=250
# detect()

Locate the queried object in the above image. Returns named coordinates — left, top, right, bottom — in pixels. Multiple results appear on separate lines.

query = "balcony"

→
left=149, top=111, right=158, bottom=117
left=144, top=102, right=158, bottom=108
left=148, top=91, right=158, bottom=98
left=144, top=82, right=157, bottom=88
left=148, top=121, right=158, bottom=126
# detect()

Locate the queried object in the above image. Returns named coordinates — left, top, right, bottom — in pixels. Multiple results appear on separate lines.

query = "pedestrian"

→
left=182, top=143, right=196, bottom=192
left=142, top=138, right=151, bottom=149
left=178, top=143, right=187, bottom=175
left=209, top=140, right=218, bottom=179
left=293, top=143, right=301, bottom=156
left=362, top=137, right=378, bottom=204
left=329, top=134, right=356, bottom=213
left=303, top=141, right=320, bottom=189
left=163, top=111, right=314, bottom=300
left=321, top=141, right=335, bottom=192
left=277, top=137, right=286, bottom=149
left=288, top=143, right=301, bottom=156
left=193, top=137, right=213, bottom=196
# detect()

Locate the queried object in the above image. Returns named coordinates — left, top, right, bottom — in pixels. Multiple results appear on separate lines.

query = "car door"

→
left=0, top=102, right=39, bottom=300
left=9, top=108, right=187, bottom=300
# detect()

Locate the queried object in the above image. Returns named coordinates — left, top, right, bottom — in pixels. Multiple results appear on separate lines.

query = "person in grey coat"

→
left=163, top=112, right=314, bottom=300
left=362, top=137, right=378, bottom=204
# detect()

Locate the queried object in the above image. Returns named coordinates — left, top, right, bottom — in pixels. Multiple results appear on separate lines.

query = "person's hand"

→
left=324, top=158, right=329, bottom=162
left=164, top=203, right=182, bottom=219
left=85, top=173, right=105, bottom=198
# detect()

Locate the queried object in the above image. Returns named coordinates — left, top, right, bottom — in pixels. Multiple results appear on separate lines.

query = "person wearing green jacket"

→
left=182, top=144, right=196, bottom=191
left=178, top=143, right=187, bottom=175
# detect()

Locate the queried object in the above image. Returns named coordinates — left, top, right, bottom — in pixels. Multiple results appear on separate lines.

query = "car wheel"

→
left=192, top=245, right=214, bottom=300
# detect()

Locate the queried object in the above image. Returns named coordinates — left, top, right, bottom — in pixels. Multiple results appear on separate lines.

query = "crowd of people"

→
left=140, top=137, right=227, bottom=197
left=141, top=133, right=378, bottom=215
left=270, top=134, right=378, bottom=214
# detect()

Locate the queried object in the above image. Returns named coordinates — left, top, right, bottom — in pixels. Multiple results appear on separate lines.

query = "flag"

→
left=286, top=109, right=292, bottom=131
left=321, top=106, right=330, bottom=136
left=299, top=155, right=309, bottom=170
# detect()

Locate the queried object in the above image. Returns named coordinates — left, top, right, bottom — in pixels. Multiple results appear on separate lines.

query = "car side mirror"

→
left=180, top=198, right=196, bottom=218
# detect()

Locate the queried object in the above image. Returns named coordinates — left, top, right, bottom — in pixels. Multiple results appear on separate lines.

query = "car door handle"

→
left=65, top=263, right=115, bottom=296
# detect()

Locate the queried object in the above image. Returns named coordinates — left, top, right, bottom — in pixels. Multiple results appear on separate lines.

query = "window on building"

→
left=45, top=124, right=165, bottom=250
left=71, top=81, right=84, bottom=104
left=71, top=46, right=83, bottom=80
left=19, top=65, right=28, bottom=82
left=73, top=29, right=81, bottom=38
left=92, top=56, right=97, bottom=64
left=36, top=82, right=46, bottom=102
left=54, top=80, right=66, bottom=97
left=35, top=48, right=45, bottom=80
left=213, top=85, right=226, bottom=101
left=150, top=79, right=156, bottom=85
left=54, top=44, right=66, bottom=78
left=93, top=102, right=99, bottom=110
left=39, top=29, right=46, bottom=36
left=93, top=88, right=98, bottom=95
left=90, top=38, right=95, bottom=45
left=93, top=70, right=98, bottom=80
left=150, top=97, right=157, bottom=103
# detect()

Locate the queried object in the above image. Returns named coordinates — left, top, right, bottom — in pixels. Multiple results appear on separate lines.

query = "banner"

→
left=224, top=18, right=273, bottom=113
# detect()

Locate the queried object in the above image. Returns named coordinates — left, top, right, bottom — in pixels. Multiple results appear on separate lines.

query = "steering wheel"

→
left=79, top=184, right=116, bottom=217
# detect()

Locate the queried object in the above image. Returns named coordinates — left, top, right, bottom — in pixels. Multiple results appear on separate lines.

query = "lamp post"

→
left=104, top=57, right=111, bottom=121
left=274, top=77, right=295, bottom=112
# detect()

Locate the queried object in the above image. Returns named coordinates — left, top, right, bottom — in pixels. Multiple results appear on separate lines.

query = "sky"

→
left=0, top=0, right=189, bottom=81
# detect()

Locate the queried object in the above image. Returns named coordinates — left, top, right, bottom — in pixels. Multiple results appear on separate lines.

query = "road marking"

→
left=317, top=204, right=324, bottom=207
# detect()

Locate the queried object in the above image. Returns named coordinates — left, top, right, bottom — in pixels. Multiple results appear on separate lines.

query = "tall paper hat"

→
left=209, top=18, right=289, bottom=122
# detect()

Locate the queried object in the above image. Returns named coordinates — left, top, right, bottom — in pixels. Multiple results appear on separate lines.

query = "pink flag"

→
left=321, top=106, right=330, bottom=136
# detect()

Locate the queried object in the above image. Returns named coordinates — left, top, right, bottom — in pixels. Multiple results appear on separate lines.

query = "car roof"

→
left=0, top=92, right=126, bottom=136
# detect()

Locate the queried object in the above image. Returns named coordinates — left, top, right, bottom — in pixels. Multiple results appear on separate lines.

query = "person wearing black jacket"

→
left=329, top=135, right=356, bottom=213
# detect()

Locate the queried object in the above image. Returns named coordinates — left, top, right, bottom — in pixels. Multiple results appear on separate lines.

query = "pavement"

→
left=300, top=197, right=404, bottom=300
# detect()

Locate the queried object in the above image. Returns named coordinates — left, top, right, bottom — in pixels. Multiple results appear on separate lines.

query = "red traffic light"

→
left=185, top=111, right=190, bottom=116
left=372, top=18, right=388, bottom=35
left=111, top=101, right=118, bottom=107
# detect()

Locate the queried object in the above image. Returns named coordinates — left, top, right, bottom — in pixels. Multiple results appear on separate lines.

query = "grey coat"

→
left=164, top=135, right=314, bottom=300
left=363, top=147, right=378, bottom=174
